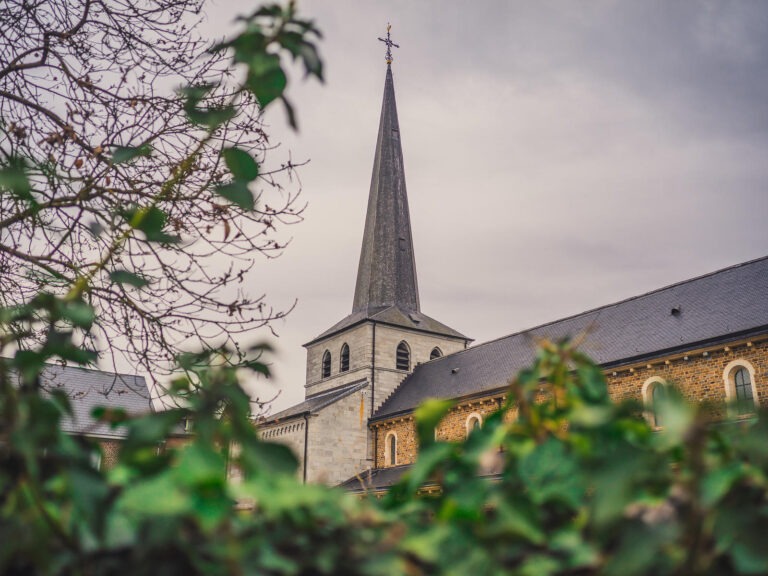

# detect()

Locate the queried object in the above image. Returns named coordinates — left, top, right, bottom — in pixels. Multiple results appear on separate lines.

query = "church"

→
left=259, top=46, right=768, bottom=489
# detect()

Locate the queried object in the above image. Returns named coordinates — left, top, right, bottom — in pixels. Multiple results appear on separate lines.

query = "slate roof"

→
left=339, top=464, right=412, bottom=492
left=353, top=65, right=419, bottom=315
left=37, top=364, right=151, bottom=438
left=262, top=379, right=368, bottom=424
left=306, top=66, right=466, bottom=345
left=339, top=452, right=505, bottom=492
left=373, top=256, right=768, bottom=421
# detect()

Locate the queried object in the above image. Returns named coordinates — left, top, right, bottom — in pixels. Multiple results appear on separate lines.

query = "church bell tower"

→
left=263, top=27, right=469, bottom=486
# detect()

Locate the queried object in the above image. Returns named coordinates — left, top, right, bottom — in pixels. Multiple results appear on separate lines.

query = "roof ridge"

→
left=428, top=255, right=768, bottom=361
left=43, top=361, right=146, bottom=382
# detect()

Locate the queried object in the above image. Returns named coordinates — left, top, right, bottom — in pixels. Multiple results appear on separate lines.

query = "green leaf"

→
left=402, top=442, right=454, bottom=494
left=245, top=53, right=287, bottom=108
left=414, top=398, right=454, bottom=447
left=702, top=463, right=744, bottom=507
left=519, top=439, right=583, bottom=508
left=12, top=349, right=46, bottom=384
left=42, top=330, right=98, bottom=365
left=109, top=270, right=150, bottom=288
left=174, top=444, right=227, bottom=488
left=60, top=300, right=95, bottom=329
left=0, top=157, right=36, bottom=206
left=181, top=84, right=236, bottom=128
left=241, top=439, right=298, bottom=476
left=112, top=145, right=152, bottom=164
left=298, top=42, right=324, bottom=81
left=122, top=409, right=186, bottom=448
left=118, top=472, right=192, bottom=516
left=281, top=95, right=297, bottom=130
left=519, top=554, right=561, bottom=576
left=223, top=147, right=259, bottom=182
left=127, top=206, right=178, bottom=243
left=215, top=181, right=254, bottom=211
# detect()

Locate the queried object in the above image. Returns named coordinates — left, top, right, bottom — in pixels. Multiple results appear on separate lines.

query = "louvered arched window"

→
left=430, top=347, right=443, bottom=360
left=340, top=343, right=350, bottom=372
left=321, top=350, right=331, bottom=378
left=396, top=341, right=410, bottom=371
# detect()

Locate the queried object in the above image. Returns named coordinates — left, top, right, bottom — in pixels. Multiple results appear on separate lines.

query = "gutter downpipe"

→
left=303, top=412, right=310, bottom=484
left=371, top=321, right=377, bottom=467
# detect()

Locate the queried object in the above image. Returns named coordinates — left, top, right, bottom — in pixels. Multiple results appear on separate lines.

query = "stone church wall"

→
left=306, top=390, right=371, bottom=485
left=305, top=323, right=373, bottom=395
left=372, top=324, right=466, bottom=411
left=260, top=417, right=307, bottom=477
left=373, top=337, right=768, bottom=468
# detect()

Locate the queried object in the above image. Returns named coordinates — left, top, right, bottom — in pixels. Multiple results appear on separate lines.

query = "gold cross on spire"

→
left=378, top=23, right=399, bottom=65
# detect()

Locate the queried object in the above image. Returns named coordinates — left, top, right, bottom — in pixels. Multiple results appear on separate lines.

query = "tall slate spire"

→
left=352, top=64, right=420, bottom=314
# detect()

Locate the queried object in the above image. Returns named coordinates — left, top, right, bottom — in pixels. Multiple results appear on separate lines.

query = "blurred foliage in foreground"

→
left=3, top=335, right=768, bottom=575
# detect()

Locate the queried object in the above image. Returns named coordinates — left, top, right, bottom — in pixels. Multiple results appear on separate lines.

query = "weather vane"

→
left=378, top=23, right=399, bottom=65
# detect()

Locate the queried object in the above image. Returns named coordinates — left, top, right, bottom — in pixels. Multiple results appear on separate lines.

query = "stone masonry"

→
left=373, top=337, right=768, bottom=468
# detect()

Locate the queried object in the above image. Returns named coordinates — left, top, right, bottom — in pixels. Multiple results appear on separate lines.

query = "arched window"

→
left=321, top=350, right=331, bottom=378
left=430, top=347, right=443, bottom=360
left=466, top=413, right=482, bottom=437
left=340, top=343, right=350, bottom=372
left=396, top=341, right=410, bottom=371
left=724, top=360, right=758, bottom=416
left=385, top=432, right=397, bottom=466
left=642, top=377, right=671, bottom=428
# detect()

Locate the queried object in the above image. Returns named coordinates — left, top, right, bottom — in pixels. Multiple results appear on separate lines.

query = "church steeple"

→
left=306, top=31, right=468, bottom=346
left=352, top=59, right=420, bottom=314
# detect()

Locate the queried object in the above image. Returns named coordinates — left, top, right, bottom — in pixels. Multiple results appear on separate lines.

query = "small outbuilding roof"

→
left=262, top=379, right=368, bottom=424
left=38, top=364, right=151, bottom=438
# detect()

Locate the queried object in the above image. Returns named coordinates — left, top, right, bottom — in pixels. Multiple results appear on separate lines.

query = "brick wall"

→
left=373, top=337, right=768, bottom=468
left=99, top=439, right=122, bottom=469
left=373, top=416, right=416, bottom=468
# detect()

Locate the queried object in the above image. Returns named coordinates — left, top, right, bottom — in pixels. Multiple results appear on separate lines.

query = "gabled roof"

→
left=262, top=379, right=368, bottom=424
left=306, top=306, right=468, bottom=346
left=373, top=256, right=768, bottom=421
left=38, top=364, right=151, bottom=438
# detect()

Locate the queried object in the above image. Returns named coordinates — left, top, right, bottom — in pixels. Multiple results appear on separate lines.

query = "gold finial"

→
left=378, top=23, right=399, bottom=65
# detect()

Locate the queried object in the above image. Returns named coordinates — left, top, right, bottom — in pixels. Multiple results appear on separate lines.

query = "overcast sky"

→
left=202, top=1, right=768, bottom=412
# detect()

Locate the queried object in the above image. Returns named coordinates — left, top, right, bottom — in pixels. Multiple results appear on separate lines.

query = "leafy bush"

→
left=4, top=334, right=768, bottom=574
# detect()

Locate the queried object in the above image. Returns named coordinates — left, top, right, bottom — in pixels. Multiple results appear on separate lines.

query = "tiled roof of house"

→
left=38, top=364, right=151, bottom=438
left=373, top=256, right=768, bottom=420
